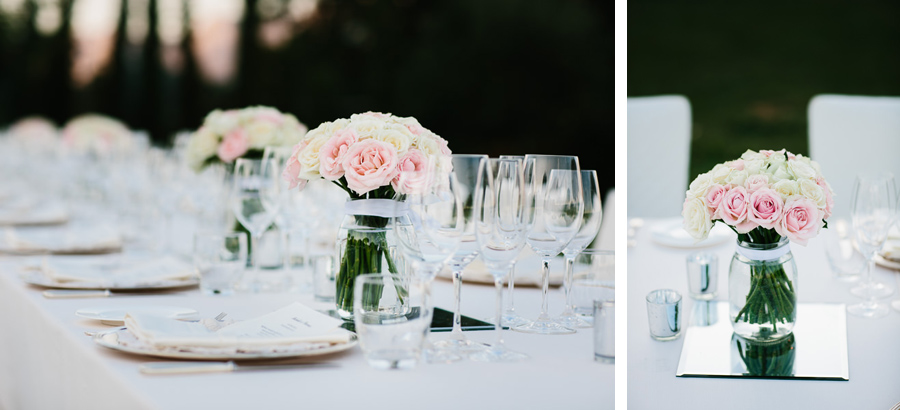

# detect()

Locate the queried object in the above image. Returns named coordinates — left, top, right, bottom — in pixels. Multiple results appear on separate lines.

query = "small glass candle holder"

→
left=686, top=252, right=718, bottom=300
left=646, top=289, right=682, bottom=341
left=593, top=300, right=614, bottom=363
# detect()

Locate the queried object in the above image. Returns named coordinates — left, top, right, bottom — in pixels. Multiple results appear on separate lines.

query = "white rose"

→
left=709, top=164, right=731, bottom=184
left=295, top=134, right=330, bottom=180
left=206, top=110, right=239, bottom=135
left=799, top=179, right=827, bottom=209
left=185, top=128, right=219, bottom=171
left=769, top=164, right=792, bottom=182
left=773, top=179, right=800, bottom=201
left=809, top=159, right=822, bottom=174
left=348, top=119, right=385, bottom=138
left=725, top=170, right=748, bottom=187
left=744, top=159, right=764, bottom=175
left=371, top=127, right=412, bottom=155
left=682, top=197, right=712, bottom=240
left=244, top=121, right=278, bottom=148
left=741, top=150, right=765, bottom=161
left=413, top=133, right=443, bottom=157
left=787, top=159, right=816, bottom=180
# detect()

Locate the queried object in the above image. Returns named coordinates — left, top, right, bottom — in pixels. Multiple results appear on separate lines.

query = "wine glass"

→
left=231, top=158, right=282, bottom=293
left=497, top=155, right=531, bottom=328
left=516, top=155, right=583, bottom=335
left=471, top=157, right=528, bottom=362
left=262, top=146, right=300, bottom=291
left=555, top=170, right=602, bottom=329
left=392, top=158, right=464, bottom=362
left=848, top=172, right=896, bottom=318
left=431, top=154, right=487, bottom=352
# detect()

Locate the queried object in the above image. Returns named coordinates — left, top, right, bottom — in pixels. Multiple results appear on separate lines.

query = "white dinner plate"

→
left=76, top=306, right=199, bottom=326
left=20, top=270, right=199, bottom=291
left=649, top=218, right=735, bottom=248
left=93, top=327, right=357, bottom=361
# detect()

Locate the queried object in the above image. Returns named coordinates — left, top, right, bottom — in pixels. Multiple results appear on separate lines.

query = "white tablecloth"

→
left=0, top=256, right=611, bottom=410
left=627, top=218, right=900, bottom=409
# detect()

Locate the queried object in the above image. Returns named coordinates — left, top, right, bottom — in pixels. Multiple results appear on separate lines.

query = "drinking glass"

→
left=555, top=170, right=602, bottom=329
left=432, top=154, right=487, bottom=352
left=354, top=273, right=433, bottom=370
left=193, top=232, right=247, bottom=296
left=230, top=158, right=282, bottom=292
left=392, top=160, right=464, bottom=362
left=497, top=155, right=530, bottom=327
left=516, top=155, right=583, bottom=335
left=572, top=249, right=615, bottom=318
left=848, top=172, right=896, bottom=318
left=471, top=157, right=528, bottom=362
left=262, top=146, right=301, bottom=290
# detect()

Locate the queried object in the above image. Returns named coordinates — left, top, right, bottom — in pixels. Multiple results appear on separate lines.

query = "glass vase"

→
left=334, top=204, right=404, bottom=319
left=728, top=238, right=797, bottom=342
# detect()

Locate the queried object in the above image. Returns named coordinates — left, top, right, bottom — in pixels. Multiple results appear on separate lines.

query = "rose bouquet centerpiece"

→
left=62, top=114, right=134, bottom=157
left=185, top=106, right=308, bottom=172
left=683, top=149, right=834, bottom=340
left=282, top=111, right=452, bottom=317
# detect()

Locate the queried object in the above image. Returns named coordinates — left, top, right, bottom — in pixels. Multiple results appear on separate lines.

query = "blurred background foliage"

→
left=628, top=0, right=900, bottom=181
left=0, top=0, right=614, bottom=194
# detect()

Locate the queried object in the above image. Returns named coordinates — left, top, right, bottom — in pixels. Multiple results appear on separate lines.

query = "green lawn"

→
left=628, top=1, right=900, bottom=181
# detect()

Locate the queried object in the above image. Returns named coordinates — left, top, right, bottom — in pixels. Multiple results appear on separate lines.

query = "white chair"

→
left=627, top=95, right=692, bottom=218
left=595, top=188, right=615, bottom=250
left=809, top=94, right=900, bottom=218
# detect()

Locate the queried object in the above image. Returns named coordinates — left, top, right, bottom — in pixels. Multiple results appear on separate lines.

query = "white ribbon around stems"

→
left=343, top=199, right=409, bottom=218
left=736, top=242, right=791, bottom=262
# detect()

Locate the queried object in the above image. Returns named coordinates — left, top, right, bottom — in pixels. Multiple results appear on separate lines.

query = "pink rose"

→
left=282, top=141, right=308, bottom=191
left=816, top=176, right=834, bottom=219
left=436, top=136, right=452, bottom=156
left=216, top=129, right=249, bottom=163
left=775, top=198, right=823, bottom=246
left=406, top=124, right=427, bottom=136
left=744, top=174, right=769, bottom=193
left=318, top=129, right=359, bottom=181
left=704, top=184, right=727, bottom=219
left=747, top=188, right=784, bottom=229
left=760, top=150, right=776, bottom=157
left=391, top=149, right=429, bottom=194
left=727, top=159, right=745, bottom=171
left=342, top=139, right=399, bottom=195
left=718, top=186, right=755, bottom=233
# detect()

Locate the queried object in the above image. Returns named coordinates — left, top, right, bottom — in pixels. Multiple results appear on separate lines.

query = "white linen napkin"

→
left=41, top=256, right=194, bottom=284
left=124, top=302, right=352, bottom=348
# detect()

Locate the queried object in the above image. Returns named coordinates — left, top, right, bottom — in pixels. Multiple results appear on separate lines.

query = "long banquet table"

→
left=0, top=253, right=611, bottom=410
left=627, top=218, right=900, bottom=409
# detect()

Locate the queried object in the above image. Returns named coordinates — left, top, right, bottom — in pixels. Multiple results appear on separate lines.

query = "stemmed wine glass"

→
left=432, top=154, right=488, bottom=352
left=262, top=146, right=299, bottom=291
left=497, top=155, right=531, bottom=328
left=231, top=158, right=282, bottom=293
left=555, top=170, right=602, bottom=329
left=516, top=155, right=583, bottom=335
left=392, top=158, right=464, bottom=362
left=471, top=157, right=528, bottom=362
left=848, top=172, right=896, bottom=318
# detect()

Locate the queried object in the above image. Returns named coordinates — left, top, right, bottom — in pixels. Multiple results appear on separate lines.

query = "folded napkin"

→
left=125, top=303, right=351, bottom=348
left=2, top=224, right=121, bottom=253
left=41, top=256, right=194, bottom=284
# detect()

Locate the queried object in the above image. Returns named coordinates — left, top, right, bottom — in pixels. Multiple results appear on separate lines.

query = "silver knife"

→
left=139, top=361, right=338, bottom=375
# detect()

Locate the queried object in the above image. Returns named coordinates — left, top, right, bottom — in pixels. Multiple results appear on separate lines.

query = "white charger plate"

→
left=650, top=218, right=735, bottom=248
left=21, top=270, right=199, bottom=290
left=76, top=306, right=199, bottom=325
left=93, top=327, right=357, bottom=361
